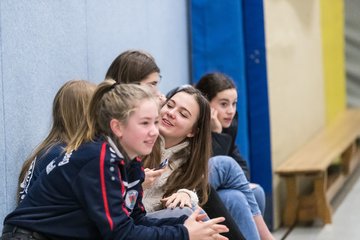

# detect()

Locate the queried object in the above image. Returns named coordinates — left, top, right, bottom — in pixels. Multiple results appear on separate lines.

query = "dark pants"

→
left=203, top=186, right=246, bottom=240
left=1, top=225, right=50, bottom=240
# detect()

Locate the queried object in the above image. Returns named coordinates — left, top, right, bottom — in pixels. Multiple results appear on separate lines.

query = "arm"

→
left=254, top=215, right=275, bottom=240
left=72, top=144, right=189, bottom=240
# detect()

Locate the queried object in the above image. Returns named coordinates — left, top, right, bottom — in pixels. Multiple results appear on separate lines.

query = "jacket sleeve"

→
left=211, top=132, right=250, bottom=180
left=211, top=132, right=232, bottom=156
left=220, top=112, right=251, bottom=180
left=72, top=144, right=189, bottom=240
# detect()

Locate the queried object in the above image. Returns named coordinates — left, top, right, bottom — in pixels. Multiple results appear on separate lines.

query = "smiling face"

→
left=210, top=88, right=237, bottom=128
left=159, top=91, right=200, bottom=148
left=115, top=99, right=159, bottom=159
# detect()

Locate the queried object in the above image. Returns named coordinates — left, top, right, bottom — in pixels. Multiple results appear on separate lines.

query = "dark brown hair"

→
left=105, top=50, right=160, bottom=84
left=195, top=72, right=236, bottom=101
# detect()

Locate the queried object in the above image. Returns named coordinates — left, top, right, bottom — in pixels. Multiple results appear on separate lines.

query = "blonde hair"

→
left=18, top=80, right=96, bottom=199
left=66, top=79, right=157, bottom=152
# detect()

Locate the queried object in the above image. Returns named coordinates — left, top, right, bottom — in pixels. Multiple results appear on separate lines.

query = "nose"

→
left=149, top=123, right=159, bottom=137
left=227, top=105, right=236, bottom=115
left=167, top=108, right=176, bottom=119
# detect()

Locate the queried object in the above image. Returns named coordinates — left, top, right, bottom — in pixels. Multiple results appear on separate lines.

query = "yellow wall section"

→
left=321, top=0, right=346, bottom=123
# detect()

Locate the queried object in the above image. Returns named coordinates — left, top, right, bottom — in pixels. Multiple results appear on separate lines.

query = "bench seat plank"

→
left=276, top=109, right=360, bottom=226
left=276, top=109, right=360, bottom=175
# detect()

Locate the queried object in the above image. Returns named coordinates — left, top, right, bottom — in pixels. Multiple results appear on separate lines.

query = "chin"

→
left=223, top=123, right=231, bottom=128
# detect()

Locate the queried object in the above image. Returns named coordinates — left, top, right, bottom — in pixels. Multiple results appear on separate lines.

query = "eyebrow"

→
left=139, top=116, right=158, bottom=121
left=218, top=98, right=237, bottom=102
left=168, top=99, right=192, bottom=116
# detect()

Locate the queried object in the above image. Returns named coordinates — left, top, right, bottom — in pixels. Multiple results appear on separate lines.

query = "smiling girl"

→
left=143, top=86, right=211, bottom=213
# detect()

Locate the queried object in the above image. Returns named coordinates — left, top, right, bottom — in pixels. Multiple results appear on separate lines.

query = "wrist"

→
left=177, top=189, right=199, bottom=206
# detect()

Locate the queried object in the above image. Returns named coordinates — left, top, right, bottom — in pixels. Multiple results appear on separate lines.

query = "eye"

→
left=220, top=102, right=228, bottom=107
left=180, top=111, right=189, bottom=118
left=166, top=102, right=174, bottom=109
left=147, top=81, right=158, bottom=87
left=154, top=119, right=159, bottom=126
left=141, top=121, right=150, bottom=126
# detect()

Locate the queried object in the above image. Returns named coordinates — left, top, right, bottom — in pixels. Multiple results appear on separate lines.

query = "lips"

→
left=144, top=138, right=157, bottom=146
left=161, top=118, right=174, bottom=127
left=223, top=118, right=232, bottom=122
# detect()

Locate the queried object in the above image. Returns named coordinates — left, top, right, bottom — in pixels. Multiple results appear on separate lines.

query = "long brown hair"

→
left=18, top=80, right=96, bottom=198
left=66, top=80, right=157, bottom=152
left=105, top=50, right=160, bottom=84
left=144, top=86, right=211, bottom=206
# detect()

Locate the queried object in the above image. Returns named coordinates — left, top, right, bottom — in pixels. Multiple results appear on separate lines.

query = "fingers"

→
left=161, top=193, right=191, bottom=209
left=212, top=233, right=228, bottom=240
left=195, top=213, right=208, bottom=222
left=211, top=223, right=229, bottom=234
left=204, top=217, right=226, bottom=226
left=188, top=208, right=201, bottom=220
left=146, top=168, right=165, bottom=178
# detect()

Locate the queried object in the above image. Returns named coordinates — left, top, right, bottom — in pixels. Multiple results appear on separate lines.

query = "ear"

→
left=186, top=127, right=198, bottom=138
left=110, top=119, right=124, bottom=138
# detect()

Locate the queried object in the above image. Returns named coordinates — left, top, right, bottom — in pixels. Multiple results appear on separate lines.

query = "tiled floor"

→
left=272, top=166, right=360, bottom=240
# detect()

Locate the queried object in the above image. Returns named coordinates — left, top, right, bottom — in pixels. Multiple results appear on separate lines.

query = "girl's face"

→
left=140, top=72, right=161, bottom=89
left=159, top=91, right=199, bottom=148
left=116, top=99, right=159, bottom=159
left=140, top=72, right=165, bottom=104
left=210, top=88, right=237, bottom=128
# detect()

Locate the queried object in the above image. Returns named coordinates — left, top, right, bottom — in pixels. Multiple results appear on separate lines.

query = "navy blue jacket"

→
left=18, top=143, right=66, bottom=202
left=5, top=137, right=188, bottom=240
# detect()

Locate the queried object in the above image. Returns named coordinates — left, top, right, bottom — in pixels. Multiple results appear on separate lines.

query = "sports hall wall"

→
left=1, top=0, right=357, bottom=232
left=0, top=0, right=189, bottom=226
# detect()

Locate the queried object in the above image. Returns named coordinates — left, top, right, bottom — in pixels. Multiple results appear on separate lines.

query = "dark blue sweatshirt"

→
left=5, top=137, right=189, bottom=239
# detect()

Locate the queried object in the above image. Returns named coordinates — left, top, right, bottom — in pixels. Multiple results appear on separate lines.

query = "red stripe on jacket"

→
left=100, top=143, right=114, bottom=230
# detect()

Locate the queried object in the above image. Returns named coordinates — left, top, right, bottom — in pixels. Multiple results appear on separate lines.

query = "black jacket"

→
left=211, top=112, right=250, bottom=180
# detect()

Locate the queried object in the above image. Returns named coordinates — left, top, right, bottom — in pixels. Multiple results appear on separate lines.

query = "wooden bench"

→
left=275, top=109, right=360, bottom=226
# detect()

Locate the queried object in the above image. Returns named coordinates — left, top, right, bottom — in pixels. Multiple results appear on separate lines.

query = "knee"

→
left=218, top=189, right=249, bottom=208
left=209, top=155, right=239, bottom=171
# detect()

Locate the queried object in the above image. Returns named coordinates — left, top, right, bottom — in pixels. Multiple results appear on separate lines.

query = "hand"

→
left=249, top=183, right=258, bottom=189
left=142, top=168, right=165, bottom=190
left=161, top=192, right=192, bottom=209
left=210, top=108, right=222, bottom=133
left=158, top=93, right=166, bottom=105
left=184, top=209, right=229, bottom=240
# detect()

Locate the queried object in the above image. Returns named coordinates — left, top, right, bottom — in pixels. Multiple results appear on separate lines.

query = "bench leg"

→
left=314, top=173, right=332, bottom=224
left=341, top=142, right=356, bottom=175
left=283, top=176, right=298, bottom=226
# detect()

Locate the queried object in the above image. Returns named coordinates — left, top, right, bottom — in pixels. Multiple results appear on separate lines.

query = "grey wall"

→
left=0, top=0, right=189, bottom=225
